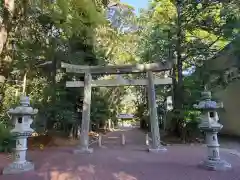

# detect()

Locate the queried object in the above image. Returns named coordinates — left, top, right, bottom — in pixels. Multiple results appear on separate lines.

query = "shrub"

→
left=0, top=123, right=15, bottom=152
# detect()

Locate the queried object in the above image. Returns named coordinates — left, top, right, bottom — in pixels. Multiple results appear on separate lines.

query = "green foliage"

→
left=0, top=84, right=19, bottom=122
left=0, top=0, right=239, bottom=144
left=0, top=123, right=15, bottom=152
left=184, top=110, right=200, bottom=123
left=0, top=0, right=141, bottom=139
left=134, top=0, right=239, bottom=139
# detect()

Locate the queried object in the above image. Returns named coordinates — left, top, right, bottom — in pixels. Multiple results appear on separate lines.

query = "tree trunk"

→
left=0, top=0, right=15, bottom=53
left=51, top=55, right=57, bottom=120
left=172, top=0, right=185, bottom=138
left=175, top=0, right=184, bottom=109
left=0, top=0, right=15, bottom=73
left=0, top=0, right=15, bottom=109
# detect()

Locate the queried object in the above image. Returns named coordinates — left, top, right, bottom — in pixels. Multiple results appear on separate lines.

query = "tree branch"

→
left=182, top=35, right=222, bottom=61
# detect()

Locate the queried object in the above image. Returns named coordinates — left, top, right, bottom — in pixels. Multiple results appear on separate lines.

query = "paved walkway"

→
left=96, top=127, right=147, bottom=149
left=0, top=128, right=240, bottom=180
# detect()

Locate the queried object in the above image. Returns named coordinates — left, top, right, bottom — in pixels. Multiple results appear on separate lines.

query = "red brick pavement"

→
left=1, top=127, right=240, bottom=180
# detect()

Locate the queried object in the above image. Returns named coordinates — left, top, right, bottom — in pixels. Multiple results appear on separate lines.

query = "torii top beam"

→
left=61, top=61, right=172, bottom=74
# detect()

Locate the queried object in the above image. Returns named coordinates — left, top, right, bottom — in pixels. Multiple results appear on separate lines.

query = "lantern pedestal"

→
left=199, top=127, right=231, bottom=171
left=200, top=159, right=232, bottom=171
left=2, top=161, right=34, bottom=175
left=3, top=132, right=34, bottom=174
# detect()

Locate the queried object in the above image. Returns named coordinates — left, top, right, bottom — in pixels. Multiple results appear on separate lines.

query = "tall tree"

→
left=136, top=0, right=240, bottom=137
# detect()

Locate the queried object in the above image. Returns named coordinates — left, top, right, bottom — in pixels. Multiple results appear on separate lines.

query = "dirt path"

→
left=0, top=127, right=240, bottom=180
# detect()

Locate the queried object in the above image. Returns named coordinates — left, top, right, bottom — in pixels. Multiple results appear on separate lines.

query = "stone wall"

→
left=213, top=80, right=240, bottom=136
left=204, top=37, right=240, bottom=136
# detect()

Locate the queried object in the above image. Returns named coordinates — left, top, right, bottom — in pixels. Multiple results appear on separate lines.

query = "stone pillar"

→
left=199, top=126, right=231, bottom=171
left=74, top=72, right=93, bottom=154
left=147, top=71, right=166, bottom=153
left=205, top=131, right=220, bottom=161
left=2, top=96, right=37, bottom=174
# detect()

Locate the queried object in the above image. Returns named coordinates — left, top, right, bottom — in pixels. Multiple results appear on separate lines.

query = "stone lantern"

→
left=2, top=96, right=38, bottom=174
left=193, top=91, right=231, bottom=171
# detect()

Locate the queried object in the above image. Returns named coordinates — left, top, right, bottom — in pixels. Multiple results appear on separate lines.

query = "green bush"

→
left=0, top=123, right=15, bottom=152
left=183, top=110, right=202, bottom=141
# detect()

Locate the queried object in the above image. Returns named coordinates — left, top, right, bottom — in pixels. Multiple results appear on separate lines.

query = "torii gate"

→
left=61, top=61, right=172, bottom=153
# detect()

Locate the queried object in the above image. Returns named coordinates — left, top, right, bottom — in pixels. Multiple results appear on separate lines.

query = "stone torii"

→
left=61, top=61, right=172, bottom=153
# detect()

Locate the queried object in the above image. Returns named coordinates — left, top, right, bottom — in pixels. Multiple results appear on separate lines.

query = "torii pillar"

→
left=147, top=71, right=167, bottom=153
left=74, top=72, right=93, bottom=154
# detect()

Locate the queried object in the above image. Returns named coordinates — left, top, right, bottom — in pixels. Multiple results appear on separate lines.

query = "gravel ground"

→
left=0, top=128, right=240, bottom=180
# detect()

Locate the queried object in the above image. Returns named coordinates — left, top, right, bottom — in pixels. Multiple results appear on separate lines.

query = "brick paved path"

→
left=1, top=127, right=240, bottom=180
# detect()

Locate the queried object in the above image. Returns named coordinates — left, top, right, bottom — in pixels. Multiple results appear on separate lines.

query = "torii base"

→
left=148, top=147, right=167, bottom=153
left=73, top=147, right=93, bottom=154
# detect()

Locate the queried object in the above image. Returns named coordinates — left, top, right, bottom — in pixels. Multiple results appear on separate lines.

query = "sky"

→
left=121, top=0, right=149, bottom=13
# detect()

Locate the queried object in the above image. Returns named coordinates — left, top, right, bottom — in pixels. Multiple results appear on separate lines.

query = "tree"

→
left=0, top=0, right=109, bottom=136
left=135, top=0, right=240, bottom=138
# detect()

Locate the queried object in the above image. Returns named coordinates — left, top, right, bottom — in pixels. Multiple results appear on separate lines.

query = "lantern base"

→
left=199, top=159, right=231, bottom=171
left=2, top=161, right=34, bottom=175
